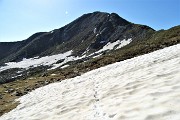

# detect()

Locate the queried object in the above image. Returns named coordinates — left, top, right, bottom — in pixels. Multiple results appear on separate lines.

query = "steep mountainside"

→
left=0, top=32, right=46, bottom=63
left=0, top=12, right=154, bottom=64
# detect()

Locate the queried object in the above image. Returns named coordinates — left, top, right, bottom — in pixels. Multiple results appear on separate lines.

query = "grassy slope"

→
left=0, top=25, right=179, bottom=116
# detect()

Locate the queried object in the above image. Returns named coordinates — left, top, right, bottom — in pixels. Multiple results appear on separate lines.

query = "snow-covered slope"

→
left=1, top=44, right=180, bottom=120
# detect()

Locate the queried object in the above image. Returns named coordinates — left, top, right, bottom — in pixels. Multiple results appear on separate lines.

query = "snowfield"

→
left=1, top=44, right=180, bottom=120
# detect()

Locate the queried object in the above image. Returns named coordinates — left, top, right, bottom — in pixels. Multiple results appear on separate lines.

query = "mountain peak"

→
left=0, top=11, right=154, bottom=64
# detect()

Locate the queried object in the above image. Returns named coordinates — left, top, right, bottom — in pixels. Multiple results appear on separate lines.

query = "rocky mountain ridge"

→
left=0, top=12, right=154, bottom=64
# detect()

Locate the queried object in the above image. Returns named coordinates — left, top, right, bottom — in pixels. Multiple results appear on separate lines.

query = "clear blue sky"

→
left=0, top=0, right=180, bottom=42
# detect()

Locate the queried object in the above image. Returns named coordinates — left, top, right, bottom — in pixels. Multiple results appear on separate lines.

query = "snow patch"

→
left=0, top=51, right=72, bottom=72
left=94, top=28, right=97, bottom=34
left=61, top=64, right=70, bottom=69
left=96, top=38, right=132, bottom=54
left=11, top=74, right=22, bottom=79
left=116, top=38, right=132, bottom=49
left=93, top=54, right=102, bottom=58
left=49, top=55, right=87, bottom=70
left=50, top=74, right=56, bottom=76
